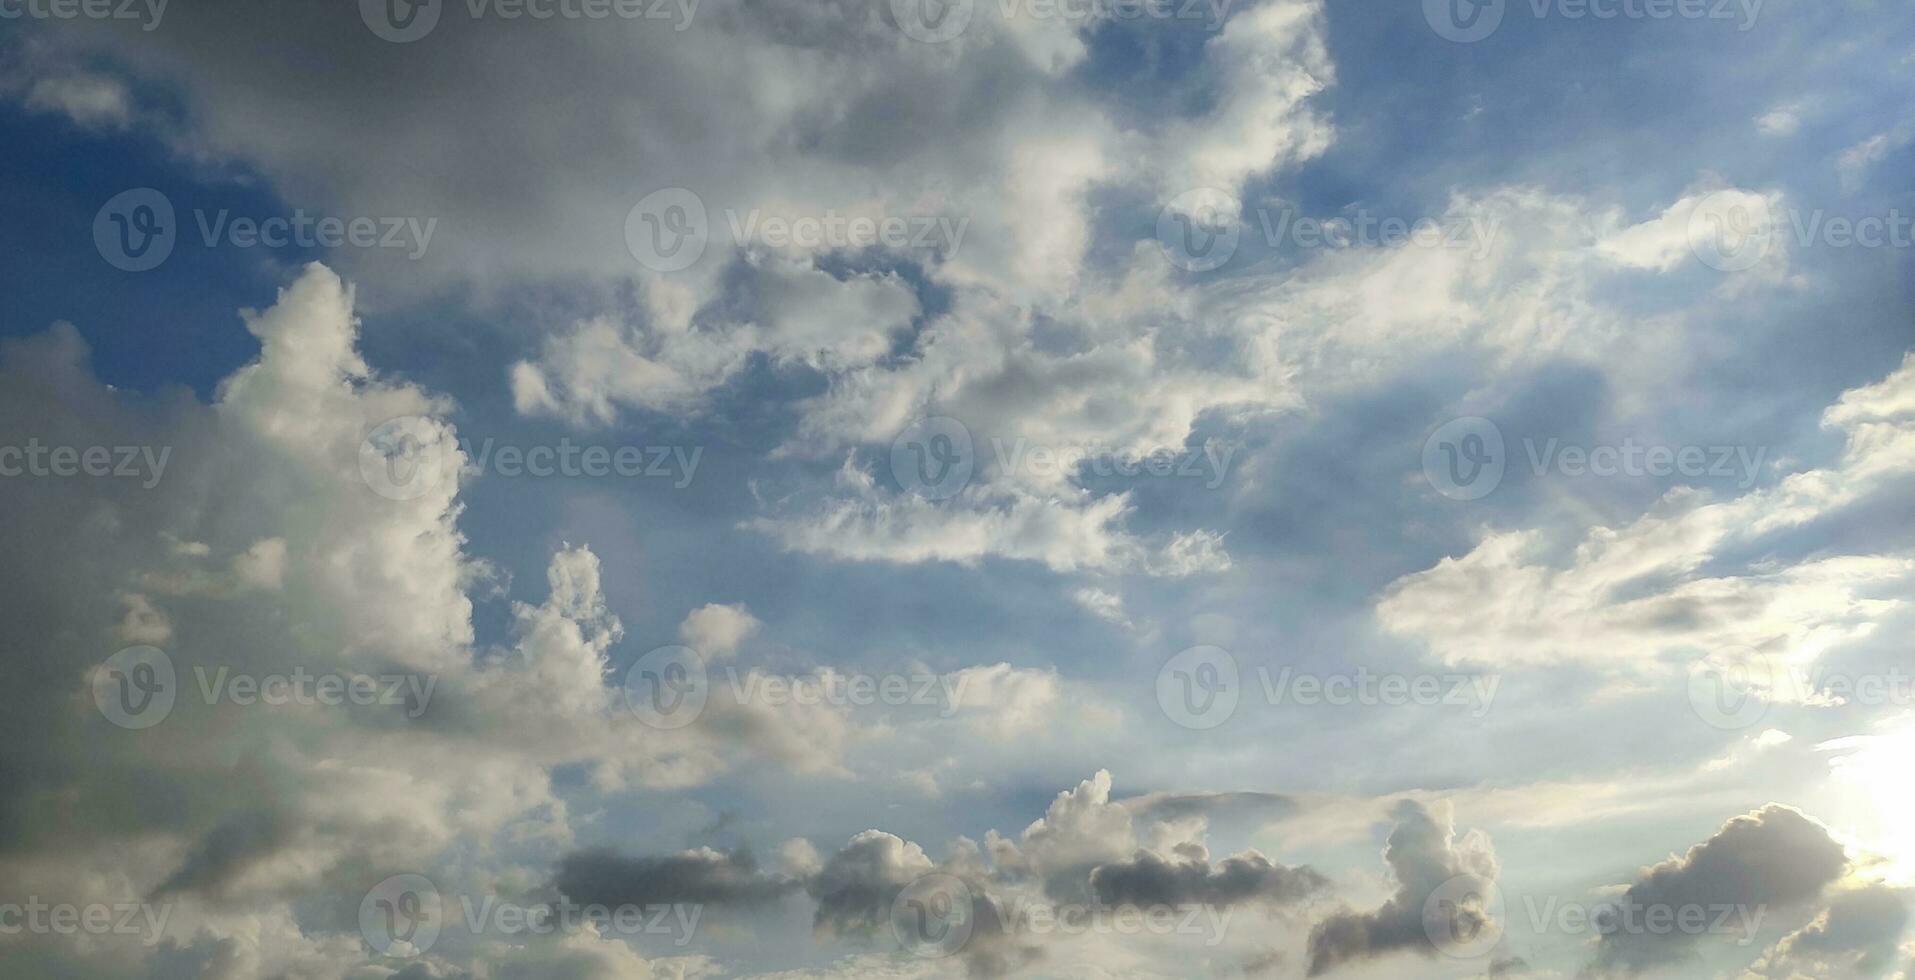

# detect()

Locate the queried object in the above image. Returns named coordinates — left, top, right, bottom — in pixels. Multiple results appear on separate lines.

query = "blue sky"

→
left=3, top=0, right=1915, bottom=977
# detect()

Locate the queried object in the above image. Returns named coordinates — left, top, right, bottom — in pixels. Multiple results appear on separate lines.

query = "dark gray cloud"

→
left=1750, top=882, right=1910, bottom=978
left=151, top=811, right=290, bottom=900
left=806, top=830, right=1029, bottom=978
left=1121, top=790, right=1301, bottom=829
left=1589, top=805, right=1851, bottom=977
left=553, top=845, right=797, bottom=910
left=805, top=831, right=930, bottom=940
left=1089, top=846, right=1327, bottom=910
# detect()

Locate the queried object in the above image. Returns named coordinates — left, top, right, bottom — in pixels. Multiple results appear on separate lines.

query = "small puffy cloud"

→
left=1305, top=799, right=1498, bottom=976
left=679, top=603, right=762, bottom=660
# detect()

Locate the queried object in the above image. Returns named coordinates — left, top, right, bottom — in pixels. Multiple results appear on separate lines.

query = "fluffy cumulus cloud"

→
left=0, top=266, right=1108, bottom=976
left=1743, top=882, right=1911, bottom=979
left=9, top=0, right=1915, bottom=975
left=1589, top=806, right=1851, bottom=976
left=1304, top=800, right=1499, bottom=976
left=0, top=267, right=754, bottom=973
left=8, top=0, right=1355, bottom=577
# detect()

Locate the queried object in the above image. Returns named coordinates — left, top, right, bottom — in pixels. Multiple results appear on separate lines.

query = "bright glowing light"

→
left=1820, top=721, right=1915, bottom=884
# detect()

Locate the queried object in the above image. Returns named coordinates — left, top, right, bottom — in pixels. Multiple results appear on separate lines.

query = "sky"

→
left=2, top=0, right=1915, bottom=977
